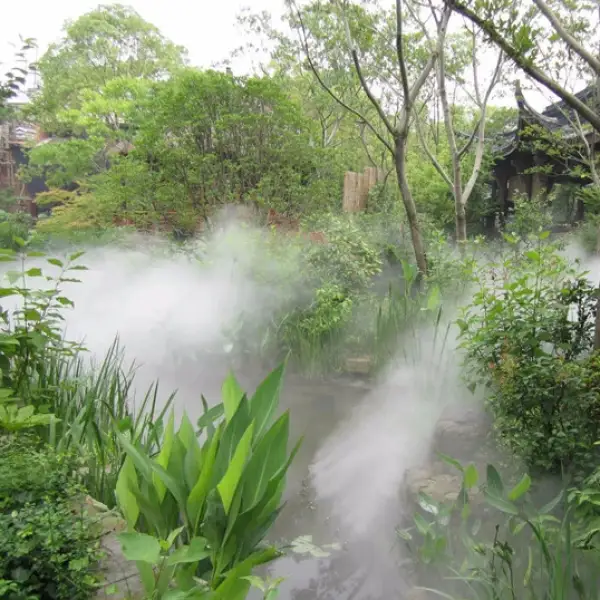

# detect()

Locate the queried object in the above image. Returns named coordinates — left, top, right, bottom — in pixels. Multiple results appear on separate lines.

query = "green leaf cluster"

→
left=114, top=362, right=300, bottom=599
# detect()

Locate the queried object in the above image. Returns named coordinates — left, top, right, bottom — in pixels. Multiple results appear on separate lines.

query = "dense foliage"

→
left=5, top=0, right=600, bottom=598
left=0, top=437, right=100, bottom=600
left=459, top=232, right=600, bottom=475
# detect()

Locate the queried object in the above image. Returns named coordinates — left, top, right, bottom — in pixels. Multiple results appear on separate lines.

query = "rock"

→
left=433, top=409, right=491, bottom=459
left=76, top=496, right=143, bottom=600
left=344, top=356, right=372, bottom=375
left=405, top=468, right=464, bottom=504
left=94, top=532, right=144, bottom=599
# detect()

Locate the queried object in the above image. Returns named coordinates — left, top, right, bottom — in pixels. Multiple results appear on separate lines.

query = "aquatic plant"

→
left=114, top=362, right=301, bottom=599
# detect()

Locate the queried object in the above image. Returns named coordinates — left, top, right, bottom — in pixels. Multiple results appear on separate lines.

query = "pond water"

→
left=0, top=239, right=460, bottom=599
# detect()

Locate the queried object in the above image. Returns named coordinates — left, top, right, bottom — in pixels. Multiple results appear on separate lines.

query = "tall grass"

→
left=31, top=338, right=174, bottom=507
left=374, top=260, right=450, bottom=369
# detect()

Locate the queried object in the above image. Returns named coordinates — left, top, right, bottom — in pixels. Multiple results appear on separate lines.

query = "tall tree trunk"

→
left=395, top=135, right=428, bottom=276
left=455, top=197, right=468, bottom=248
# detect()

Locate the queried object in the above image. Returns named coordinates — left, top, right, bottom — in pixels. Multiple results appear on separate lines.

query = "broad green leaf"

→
left=242, top=575, right=266, bottom=592
left=130, top=486, right=168, bottom=539
left=178, top=413, right=198, bottom=451
left=197, top=402, right=224, bottom=430
left=250, top=362, right=286, bottom=438
left=464, top=464, right=479, bottom=489
left=179, top=413, right=202, bottom=490
left=115, top=429, right=153, bottom=483
left=154, top=410, right=175, bottom=502
left=417, top=492, right=439, bottom=515
left=166, top=537, right=210, bottom=566
left=241, top=411, right=289, bottom=511
left=486, top=464, right=504, bottom=496
left=136, top=561, right=156, bottom=594
left=150, top=461, right=188, bottom=515
left=118, top=532, right=161, bottom=564
left=166, top=436, right=187, bottom=494
left=214, top=548, right=280, bottom=600
left=69, top=250, right=86, bottom=261
left=437, top=453, right=464, bottom=473
left=253, top=436, right=302, bottom=524
left=414, top=513, right=430, bottom=535
left=484, top=490, right=519, bottom=515
left=166, top=526, right=185, bottom=549
left=508, top=474, right=531, bottom=501
left=188, top=424, right=221, bottom=533
left=222, top=371, right=244, bottom=422
left=183, top=442, right=202, bottom=493
left=427, top=285, right=441, bottom=311
left=115, top=456, right=140, bottom=528
left=25, top=267, right=42, bottom=277
left=47, top=257, right=64, bottom=267
left=218, top=422, right=254, bottom=514
left=212, top=397, right=251, bottom=485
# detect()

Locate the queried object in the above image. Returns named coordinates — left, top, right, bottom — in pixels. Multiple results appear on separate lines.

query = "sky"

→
left=1, top=0, right=556, bottom=110
left=1, top=0, right=283, bottom=76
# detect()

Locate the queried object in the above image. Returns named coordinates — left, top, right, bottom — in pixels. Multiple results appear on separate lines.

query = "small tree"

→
left=27, top=4, right=186, bottom=133
left=414, top=20, right=504, bottom=245
left=289, top=0, right=452, bottom=277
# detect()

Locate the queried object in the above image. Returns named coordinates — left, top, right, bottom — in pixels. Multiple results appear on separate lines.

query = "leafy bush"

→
left=0, top=438, right=100, bottom=600
left=0, top=211, right=34, bottom=252
left=459, top=232, right=600, bottom=474
left=114, top=363, right=300, bottom=599
left=0, top=435, right=79, bottom=509
left=303, top=214, right=382, bottom=293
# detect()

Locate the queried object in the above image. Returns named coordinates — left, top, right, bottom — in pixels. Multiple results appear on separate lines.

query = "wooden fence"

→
left=342, top=167, right=384, bottom=213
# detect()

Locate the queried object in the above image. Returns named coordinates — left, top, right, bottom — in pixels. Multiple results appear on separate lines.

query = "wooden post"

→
left=357, top=170, right=369, bottom=211
left=343, top=171, right=360, bottom=212
left=343, top=168, right=386, bottom=213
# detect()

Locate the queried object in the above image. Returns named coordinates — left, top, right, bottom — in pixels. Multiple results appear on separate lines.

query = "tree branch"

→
left=351, top=48, right=396, bottom=136
left=396, top=0, right=411, bottom=101
left=457, top=118, right=481, bottom=158
left=291, top=0, right=395, bottom=154
left=414, top=108, right=453, bottom=186
left=408, top=6, right=451, bottom=108
left=459, top=42, right=503, bottom=159
left=532, top=0, right=600, bottom=75
left=336, top=0, right=396, bottom=136
left=447, top=0, right=600, bottom=134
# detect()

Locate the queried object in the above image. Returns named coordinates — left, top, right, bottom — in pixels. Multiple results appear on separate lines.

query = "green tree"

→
left=414, top=22, right=505, bottom=245
left=0, top=38, right=36, bottom=119
left=285, top=0, right=454, bottom=277
left=447, top=0, right=600, bottom=133
left=33, top=69, right=330, bottom=236
left=27, top=4, right=186, bottom=133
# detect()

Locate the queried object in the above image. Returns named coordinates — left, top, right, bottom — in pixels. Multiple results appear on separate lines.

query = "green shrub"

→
left=114, top=363, right=300, bottom=599
left=459, top=232, right=600, bottom=474
left=0, top=436, right=80, bottom=510
left=0, top=438, right=100, bottom=600
left=0, top=211, right=33, bottom=251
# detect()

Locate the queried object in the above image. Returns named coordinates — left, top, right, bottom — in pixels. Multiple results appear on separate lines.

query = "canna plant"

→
left=114, top=362, right=301, bottom=600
